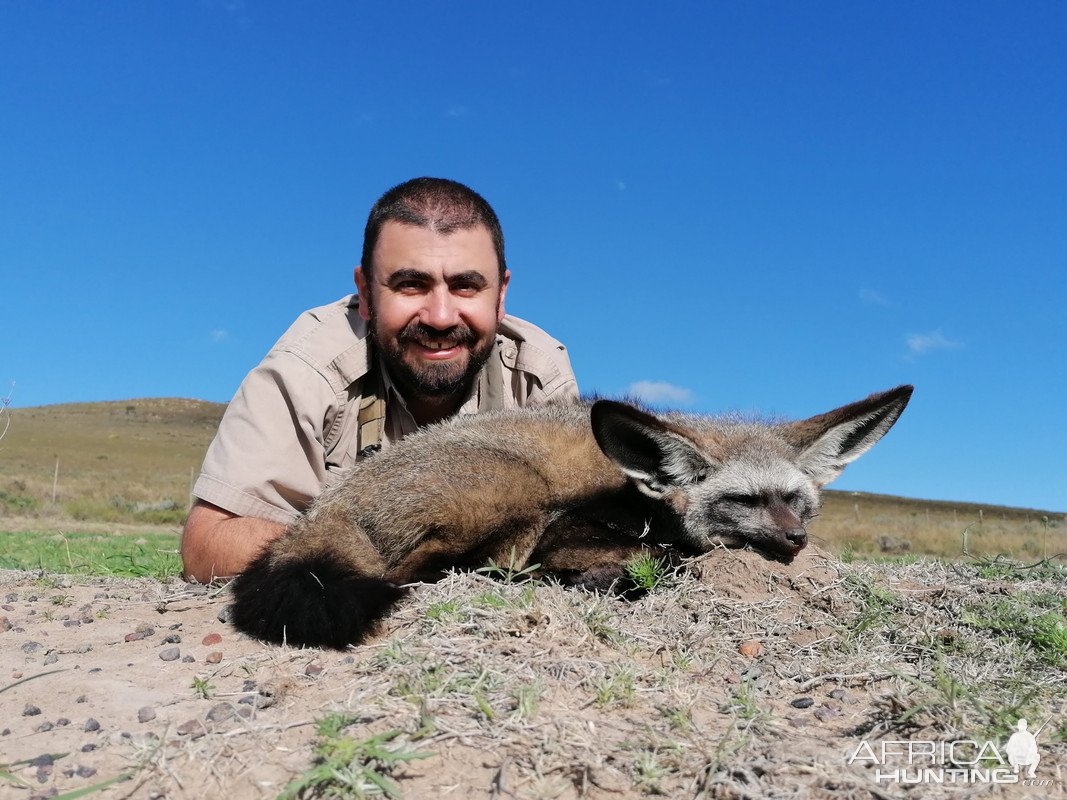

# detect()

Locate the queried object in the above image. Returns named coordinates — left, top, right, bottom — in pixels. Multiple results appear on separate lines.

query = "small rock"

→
left=177, top=719, right=207, bottom=738
left=241, top=680, right=256, bottom=691
left=162, top=634, right=181, bottom=644
left=124, top=631, right=148, bottom=642
left=137, top=707, right=157, bottom=723
left=788, top=716, right=808, bottom=728
left=76, top=765, right=98, bottom=778
left=814, top=706, right=839, bottom=722
left=206, top=704, right=235, bottom=723
left=791, top=697, right=815, bottom=709
left=1, top=728, right=9, bottom=736
left=75, top=643, right=91, bottom=654
left=159, top=647, right=181, bottom=662
left=205, top=652, right=222, bottom=664
left=0, top=617, right=11, bottom=632
left=202, top=632, right=223, bottom=646
left=35, top=721, right=54, bottom=732
left=182, top=655, right=196, bottom=663
left=76, top=695, right=87, bottom=703
left=56, top=718, right=70, bottom=726
left=738, top=640, right=765, bottom=658
left=23, top=704, right=42, bottom=716
left=44, top=653, right=58, bottom=665
left=136, top=623, right=154, bottom=635
left=81, top=743, right=97, bottom=752
left=30, top=754, right=54, bottom=768
left=305, top=663, right=323, bottom=677
left=217, top=605, right=233, bottom=624
left=21, top=641, right=42, bottom=654
left=84, top=718, right=101, bottom=732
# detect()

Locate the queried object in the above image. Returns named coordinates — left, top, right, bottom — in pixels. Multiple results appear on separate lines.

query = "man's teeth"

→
left=424, top=342, right=452, bottom=350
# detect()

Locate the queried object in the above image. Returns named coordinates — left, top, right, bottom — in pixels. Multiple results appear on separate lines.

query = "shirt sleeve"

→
left=192, top=349, right=337, bottom=523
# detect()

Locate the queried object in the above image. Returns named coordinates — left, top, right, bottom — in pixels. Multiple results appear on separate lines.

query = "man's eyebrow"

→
left=384, top=268, right=432, bottom=284
left=447, top=271, right=490, bottom=287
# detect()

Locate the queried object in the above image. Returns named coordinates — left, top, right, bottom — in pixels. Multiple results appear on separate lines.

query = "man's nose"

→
left=419, top=287, right=461, bottom=329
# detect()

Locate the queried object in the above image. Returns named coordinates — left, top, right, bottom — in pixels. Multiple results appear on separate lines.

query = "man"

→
left=181, top=178, right=579, bottom=583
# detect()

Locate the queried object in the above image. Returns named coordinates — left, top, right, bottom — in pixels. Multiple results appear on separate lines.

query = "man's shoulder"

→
left=497, top=314, right=573, bottom=383
left=272, top=295, right=372, bottom=390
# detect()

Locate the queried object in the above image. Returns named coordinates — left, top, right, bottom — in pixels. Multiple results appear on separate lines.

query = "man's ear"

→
left=590, top=400, right=711, bottom=497
left=497, top=269, right=510, bottom=322
left=354, top=266, right=372, bottom=322
left=783, top=385, right=913, bottom=487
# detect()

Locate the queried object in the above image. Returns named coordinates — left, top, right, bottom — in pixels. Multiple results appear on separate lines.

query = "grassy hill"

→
left=0, top=398, right=1063, bottom=560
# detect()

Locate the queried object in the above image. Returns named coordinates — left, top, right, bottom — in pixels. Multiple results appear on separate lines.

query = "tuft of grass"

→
left=625, top=552, right=673, bottom=592
left=278, top=714, right=432, bottom=799
left=191, top=676, right=214, bottom=700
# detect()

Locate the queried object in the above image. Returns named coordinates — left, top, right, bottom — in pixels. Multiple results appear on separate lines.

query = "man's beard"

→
left=370, top=318, right=496, bottom=399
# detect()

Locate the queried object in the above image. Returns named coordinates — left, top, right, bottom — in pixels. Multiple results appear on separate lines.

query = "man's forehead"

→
left=372, top=221, right=499, bottom=275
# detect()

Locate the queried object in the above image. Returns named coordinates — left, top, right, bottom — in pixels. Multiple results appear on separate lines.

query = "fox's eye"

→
left=723, top=493, right=759, bottom=507
left=782, top=491, right=799, bottom=505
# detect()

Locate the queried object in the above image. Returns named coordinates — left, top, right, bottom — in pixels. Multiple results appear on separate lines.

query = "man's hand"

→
left=180, top=501, right=287, bottom=583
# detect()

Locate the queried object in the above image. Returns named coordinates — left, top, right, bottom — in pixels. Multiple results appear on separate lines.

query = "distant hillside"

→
left=1, top=399, right=1063, bottom=558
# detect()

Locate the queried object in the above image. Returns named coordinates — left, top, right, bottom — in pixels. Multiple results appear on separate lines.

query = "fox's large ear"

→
left=783, top=385, right=913, bottom=487
left=590, top=400, right=711, bottom=497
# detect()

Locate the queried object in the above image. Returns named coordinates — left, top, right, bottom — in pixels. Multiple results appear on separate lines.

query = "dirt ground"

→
left=1, top=548, right=1064, bottom=799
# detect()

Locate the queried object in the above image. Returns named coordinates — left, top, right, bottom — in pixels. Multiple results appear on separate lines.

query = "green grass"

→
left=0, top=530, right=182, bottom=579
left=278, top=714, right=432, bottom=799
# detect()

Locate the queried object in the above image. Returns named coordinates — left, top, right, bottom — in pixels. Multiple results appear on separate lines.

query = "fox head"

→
left=589, top=385, right=913, bottom=561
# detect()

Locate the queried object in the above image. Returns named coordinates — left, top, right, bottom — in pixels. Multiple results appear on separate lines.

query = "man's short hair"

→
left=361, top=177, right=507, bottom=280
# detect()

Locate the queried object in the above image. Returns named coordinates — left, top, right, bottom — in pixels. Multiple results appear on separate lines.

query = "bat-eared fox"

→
left=230, top=385, right=912, bottom=649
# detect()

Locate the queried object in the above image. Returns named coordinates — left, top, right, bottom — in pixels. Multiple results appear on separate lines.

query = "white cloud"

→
left=615, top=179, right=627, bottom=191
left=626, top=381, right=694, bottom=405
left=906, top=330, right=962, bottom=356
left=210, top=329, right=229, bottom=343
left=860, top=288, right=891, bottom=307
left=445, top=105, right=469, bottom=118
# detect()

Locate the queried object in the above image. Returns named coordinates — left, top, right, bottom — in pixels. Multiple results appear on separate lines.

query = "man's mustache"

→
left=397, top=323, right=479, bottom=349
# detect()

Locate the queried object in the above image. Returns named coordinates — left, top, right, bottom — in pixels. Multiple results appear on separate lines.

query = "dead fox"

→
left=230, top=385, right=912, bottom=648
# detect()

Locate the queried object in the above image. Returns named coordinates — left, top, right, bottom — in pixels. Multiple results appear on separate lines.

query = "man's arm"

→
left=180, top=500, right=287, bottom=583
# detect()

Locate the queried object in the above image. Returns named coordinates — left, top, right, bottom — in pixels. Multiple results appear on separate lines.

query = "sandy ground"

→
left=1, top=548, right=1064, bottom=799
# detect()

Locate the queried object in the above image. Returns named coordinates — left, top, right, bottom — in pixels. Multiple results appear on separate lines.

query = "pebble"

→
left=21, top=641, right=42, bottom=653
left=81, top=743, right=97, bottom=752
left=790, top=697, right=815, bottom=709
left=159, top=647, right=181, bottom=662
left=137, top=707, right=157, bottom=723
left=738, top=640, right=765, bottom=658
left=202, top=632, right=223, bottom=646
left=23, top=704, right=42, bottom=716
left=217, top=606, right=233, bottom=624
left=177, top=719, right=207, bottom=738
left=182, top=655, right=196, bottom=663
left=84, top=718, right=101, bottom=732
left=162, top=634, right=181, bottom=644
left=205, top=652, right=222, bottom=664
left=75, top=643, right=92, bottom=654
left=56, top=718, right=70, bottom=726
left=0, top=616, right=11, bottom=632
left=35, top=722, right=53, bottom=733
left=124, top=630, right=149, bottom=642
left=305, top=663, right=323, bottom=677
left=814, top=706, right=839, bottom=722
left=206, top=704, right=235, bottom=723
left=44, top=653, right=58, bottom=665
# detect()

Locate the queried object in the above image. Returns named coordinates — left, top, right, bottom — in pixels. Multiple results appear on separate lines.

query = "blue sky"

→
left=2, top=2, right=1064, bottom=512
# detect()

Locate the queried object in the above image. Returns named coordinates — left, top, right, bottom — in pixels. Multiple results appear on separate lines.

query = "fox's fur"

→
left=230, top=385, right=912, bottom=649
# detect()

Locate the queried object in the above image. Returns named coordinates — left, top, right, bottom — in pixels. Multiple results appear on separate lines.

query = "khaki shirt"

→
left=193, top=295, right=578, bottom=523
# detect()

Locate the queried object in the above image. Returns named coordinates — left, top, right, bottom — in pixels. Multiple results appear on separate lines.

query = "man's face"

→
left=354, top=220, right=509, bottom=400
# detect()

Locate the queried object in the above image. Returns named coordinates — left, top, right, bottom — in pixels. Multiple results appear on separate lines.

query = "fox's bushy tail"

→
left=229, top=549, right=407, bottom=649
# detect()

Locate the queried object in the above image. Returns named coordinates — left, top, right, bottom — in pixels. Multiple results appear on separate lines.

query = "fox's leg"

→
left=531, top=517, right=676, bottom=595
left=385, top=515, right=547, bottom=584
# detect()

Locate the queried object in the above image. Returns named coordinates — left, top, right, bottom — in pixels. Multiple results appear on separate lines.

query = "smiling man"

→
left=181, top=178, right=578, bottom=583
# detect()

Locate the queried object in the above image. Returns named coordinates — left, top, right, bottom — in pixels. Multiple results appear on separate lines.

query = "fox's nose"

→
left=786, top=528, right=807, bottom=549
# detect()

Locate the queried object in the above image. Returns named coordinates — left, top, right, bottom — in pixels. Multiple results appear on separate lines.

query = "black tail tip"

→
left=229, top=553, right=408, bottom=650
